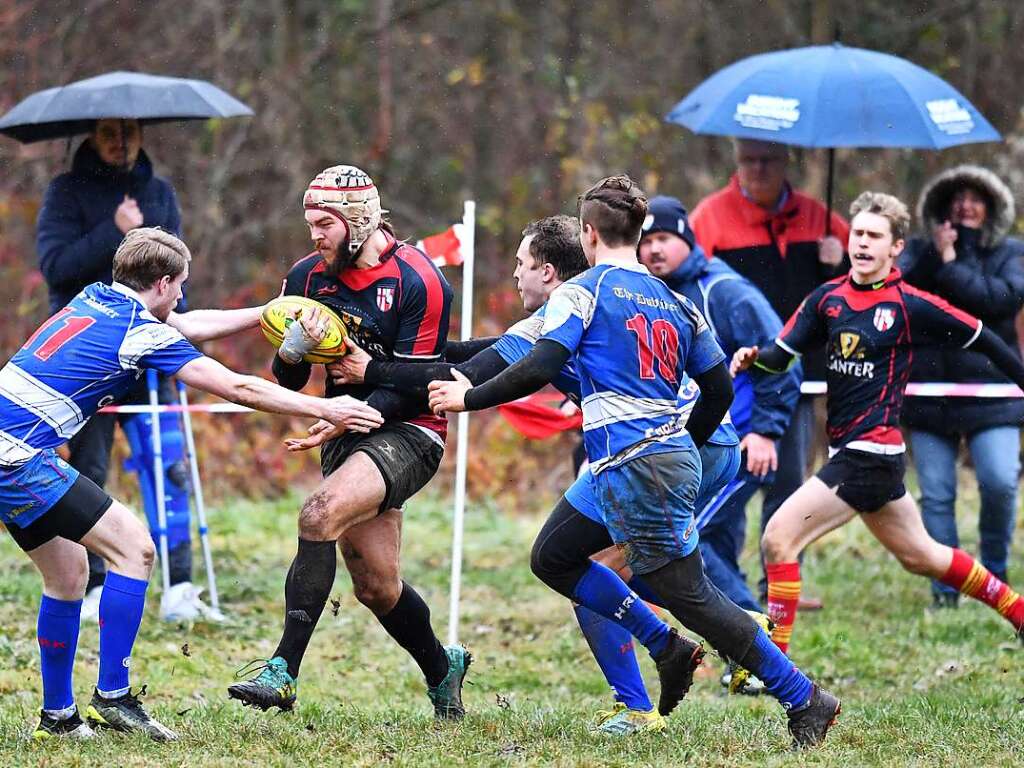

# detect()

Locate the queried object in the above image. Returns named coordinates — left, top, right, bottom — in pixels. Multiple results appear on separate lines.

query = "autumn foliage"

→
left=3, top=1, right=1024, bottom=505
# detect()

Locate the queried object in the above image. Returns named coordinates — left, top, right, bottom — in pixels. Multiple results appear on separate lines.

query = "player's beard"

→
left=321, top=240, right=357, bottom=275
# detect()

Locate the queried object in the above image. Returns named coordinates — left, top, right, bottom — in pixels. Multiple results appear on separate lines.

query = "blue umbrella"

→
left=666, top=43, right=1001, bottom=229
left=0, top=70, right=253, bottom=143
left=668, top=43, right=999, bottom=149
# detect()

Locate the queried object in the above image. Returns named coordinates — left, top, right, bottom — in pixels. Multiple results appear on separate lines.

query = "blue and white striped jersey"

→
left=540, top=262, right=726, bottom=474
left=0, top=282, right=202, bottom=466
left=492, top=304, right=584, bottom=403
left=494, top=302, right=738, bottom=449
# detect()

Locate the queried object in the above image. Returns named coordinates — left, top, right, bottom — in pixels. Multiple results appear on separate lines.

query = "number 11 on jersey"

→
left=24, top=307, right=96, bottom=362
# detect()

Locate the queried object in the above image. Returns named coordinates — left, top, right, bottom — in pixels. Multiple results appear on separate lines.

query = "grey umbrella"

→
left=0, top=70, right=253, bottom=143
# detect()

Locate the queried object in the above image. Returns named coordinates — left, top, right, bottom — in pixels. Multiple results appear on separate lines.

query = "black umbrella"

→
left=0, top=70, right=253, bottom=143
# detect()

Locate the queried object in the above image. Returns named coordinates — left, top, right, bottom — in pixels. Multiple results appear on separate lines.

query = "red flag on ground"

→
left=416, top=224, right=465, bottom=267
left=498, top=392, right=582, bottom=440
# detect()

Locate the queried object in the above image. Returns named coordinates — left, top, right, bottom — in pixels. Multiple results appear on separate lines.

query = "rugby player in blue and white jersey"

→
left=322, top=214, right=759, bottom=734
left=0, top=228, right=382, bottom=741
left=428, top=177, right=840, bottom=748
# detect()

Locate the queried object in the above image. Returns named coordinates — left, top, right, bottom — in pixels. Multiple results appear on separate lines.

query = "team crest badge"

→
left=873, top=307, right=895, bottom=332
left=376, top=286, right=395, bottom=312
left=839, top=332, right=860, bottom=359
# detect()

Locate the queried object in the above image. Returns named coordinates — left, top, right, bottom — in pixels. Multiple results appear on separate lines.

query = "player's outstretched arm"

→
left=428, top=339, right=569, bottom=414
left=731, top=343, right=796, bottom=376
left=444, top=337, right=501, bottom=363
left=167, top=306, right=263, bottom=344
left=176, top=356, right=383, bottom=432
left=686, top=361, right=735, bottom=447
left=968, top=327, right=1024, bottom=392
left=329, top=337, right=509, bottom=396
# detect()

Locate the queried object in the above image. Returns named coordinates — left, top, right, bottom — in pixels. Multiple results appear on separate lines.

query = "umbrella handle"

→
left=825, top=147, right=835, bottom=238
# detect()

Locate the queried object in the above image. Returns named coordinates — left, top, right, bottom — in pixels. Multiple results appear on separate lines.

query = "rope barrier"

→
left=97, top=380, right=1024, bottom=414
left=798, top=382, right=1023, bottom=397
left=99, top=403, right=253, bottom=413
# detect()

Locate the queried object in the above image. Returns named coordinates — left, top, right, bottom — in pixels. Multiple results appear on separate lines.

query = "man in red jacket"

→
left=690, top=138, right=850, bottom=606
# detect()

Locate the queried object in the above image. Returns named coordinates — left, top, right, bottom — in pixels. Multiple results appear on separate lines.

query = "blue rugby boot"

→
left=426, top=645, right=473, bottom=719
left=227, top=657, right=297, bottom=712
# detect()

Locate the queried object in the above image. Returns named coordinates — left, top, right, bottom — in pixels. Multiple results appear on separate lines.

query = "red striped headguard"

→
left=302, top=165, right=385, bottom=255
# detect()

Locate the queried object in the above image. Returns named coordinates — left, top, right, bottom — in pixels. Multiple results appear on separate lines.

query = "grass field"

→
left=1, top=480, right=1023, bottom=767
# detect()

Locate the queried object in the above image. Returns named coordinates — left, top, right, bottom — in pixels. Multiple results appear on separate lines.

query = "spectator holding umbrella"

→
left=689, top=138, right=850, bottom=606
left=667, top=42, right=1006, bottom=608
left=37, top=118, right=179, bottom=311
left=899, top=165, right=1024, bottom=607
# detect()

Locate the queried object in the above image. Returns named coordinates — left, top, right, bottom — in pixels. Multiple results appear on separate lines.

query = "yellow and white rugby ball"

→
left=260, top=296, right=348, bottom=363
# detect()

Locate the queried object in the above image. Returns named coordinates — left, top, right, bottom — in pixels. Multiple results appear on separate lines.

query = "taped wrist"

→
left=279, top=319, right=317, bottom=364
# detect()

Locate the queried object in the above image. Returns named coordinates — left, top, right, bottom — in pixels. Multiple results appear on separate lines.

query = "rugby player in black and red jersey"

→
left=732, top=191, right=1024, bottom=655
left=227, top=166, right=469, bottom=718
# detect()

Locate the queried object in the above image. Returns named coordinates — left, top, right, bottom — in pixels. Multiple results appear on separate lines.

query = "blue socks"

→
left=744, top=628, right=814, bottom=710
left=97, top=572, right=149, bottom=698
left=572, top=561, right=671, bottom=657
left=38, top=573, right=152, bottom=710
left=37, top=596, right=82, bottom=712
left=574, top=605, right=653, bottom=711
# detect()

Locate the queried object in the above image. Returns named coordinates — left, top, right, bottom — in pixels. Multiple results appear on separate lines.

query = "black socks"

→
left=273, top=541, right=447, bottom=686
left=274, top=539, right=337, bottom=678
left=378, top=582, right=449, bottom=687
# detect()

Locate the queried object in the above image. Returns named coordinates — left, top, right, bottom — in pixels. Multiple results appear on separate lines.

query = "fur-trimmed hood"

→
left=916, top=164, right=1015, bottom=249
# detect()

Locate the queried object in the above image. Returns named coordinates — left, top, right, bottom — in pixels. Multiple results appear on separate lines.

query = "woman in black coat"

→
left=900, top=165, right=1024, bottom=607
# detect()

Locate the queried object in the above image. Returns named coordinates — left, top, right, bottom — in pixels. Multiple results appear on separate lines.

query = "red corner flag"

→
left=417, top=224, right=465, bottom=268
left=498, top=392, right=582, bottom=440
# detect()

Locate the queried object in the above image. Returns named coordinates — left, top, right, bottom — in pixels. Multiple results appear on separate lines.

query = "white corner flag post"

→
left=146, top=370, right=172, bottom=597
left=177, top=380, right=224, bottom=620
left=448, top=200, right=475, bottom=646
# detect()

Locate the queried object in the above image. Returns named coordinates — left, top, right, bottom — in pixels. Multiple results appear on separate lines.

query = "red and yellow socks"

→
left=940, top=548, right=1024, bottom=632
left=766, top=561, right=801, bottom=654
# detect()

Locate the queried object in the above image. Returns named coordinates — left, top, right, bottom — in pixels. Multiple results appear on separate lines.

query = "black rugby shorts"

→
left=320, top=422, right=444, bottom=513
left=816, top=448, right=906, bottom=513
left=5, top=474, right=113, bottom=552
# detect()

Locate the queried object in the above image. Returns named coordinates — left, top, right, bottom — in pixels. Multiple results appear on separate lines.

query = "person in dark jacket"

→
left=639, top=196, right=802, bottom=622
left=37, top=119, right=181, bottom=313
left=899, top=165, right=1024, bottom=606
left=35, top=119, right=206, bottom=622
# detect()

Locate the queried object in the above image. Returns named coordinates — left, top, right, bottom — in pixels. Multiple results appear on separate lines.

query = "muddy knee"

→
left=352, top=578, right=401, bottom=614
left=139, top=538, right=156, bottom=573
left=761, top=527, right=794, bottom=564
left=299, top=491, right=340, bottom=540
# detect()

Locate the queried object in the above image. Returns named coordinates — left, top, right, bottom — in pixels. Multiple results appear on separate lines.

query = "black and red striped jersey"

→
left=283, top=234, right=453, bottom=436
left=778, top=269, right=981, bottom=452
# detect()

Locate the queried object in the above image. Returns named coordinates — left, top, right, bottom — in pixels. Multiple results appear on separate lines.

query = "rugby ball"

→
left=260, top=296, right=348, bottom=363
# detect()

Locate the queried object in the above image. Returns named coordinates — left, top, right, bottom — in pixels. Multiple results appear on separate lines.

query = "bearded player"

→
left=731, top=192, right=1024, bottom=655
left=316, top=215, right=758, bottom=734
left=227, top=166, right=467, bottom=719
